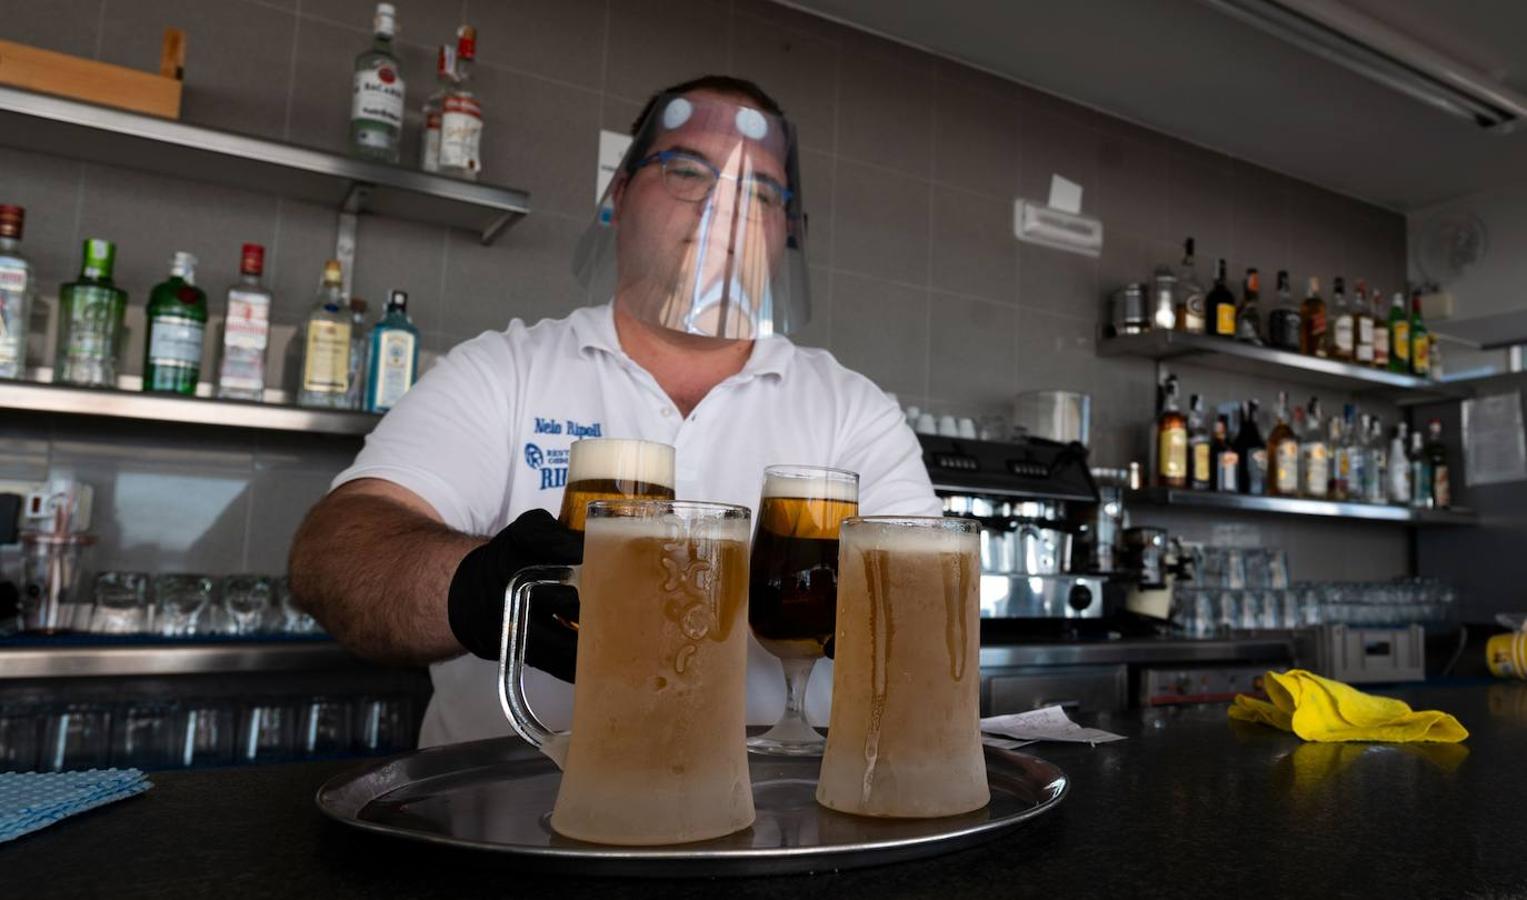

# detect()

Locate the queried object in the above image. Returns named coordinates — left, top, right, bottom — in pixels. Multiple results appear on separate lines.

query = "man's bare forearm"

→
left=288, top=485, right=482, bottom=664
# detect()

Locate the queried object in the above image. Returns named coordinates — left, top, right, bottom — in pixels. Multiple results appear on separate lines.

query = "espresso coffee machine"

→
left=919, top=434, right=1114, bottom=637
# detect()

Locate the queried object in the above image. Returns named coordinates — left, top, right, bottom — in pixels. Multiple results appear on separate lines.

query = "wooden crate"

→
left=0, top=29, right=184, bottom=119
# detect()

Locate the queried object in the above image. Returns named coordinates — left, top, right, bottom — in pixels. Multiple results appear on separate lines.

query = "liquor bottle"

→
left=1234, top=399, right=1268, bottom=495
left=1299, top=398, right=1329, bottom=499
left=55, top=239, right=128, bottom=388
left=1266, top=270, right=1301, bottom=352
left=1175, top=238, right=1205, bottom=334
left=1410, top=289, right=1431, bottom=378
left=420, top=44, right=454, bottom=174
left=1212, top=414, right=1238, bottom=492
left=1387, top=291, right=1410, bottom=374
left=216, top=243, right=273, bottom=401
left=1299, top=276, right=1327, bottom=357
left=1236, top=268, right=1263, bottom=344
left=1156, top=374, right=1189, bottom=489
left=1366, top=416, right=1388, bottom=504
left=1387, top=422, right=1411, bottom=505
left=1326, top=411, right=1346, bottom=501
left=365, top=289, right=420, bottom=413
left=1409, top=430, right=1431, bottom=509
left=1426, top=419, right=1451, bottom=509
left=1329, top=277, right=1354, bottom=361
left=297, top=260, right=353, bottom=408
left=1207, top=258, right=1236, bottom=338
left=350, top=3, right=405, bottom=164
left=1349, top=412, right=1371, bottom=503
left=437, top=25, right=482, bottom=180
left=346, top=298, right=369, bottom=410
left=1353, top=279, right=1375, bottom=365
left=1188, top=394, right=1211, bottom=490
left=1266, top=391, right=1299, bottom=498
left=143, top=252, right=208, bottom=395
left=1371, top=287, right=1390, bottom=369
left=0, top=205, right=33, bottom=379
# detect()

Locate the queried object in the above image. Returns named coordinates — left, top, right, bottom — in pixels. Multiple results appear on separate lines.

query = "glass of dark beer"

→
left=747, top=464, right=859, bottom=756
left=557, top=438, right=676, bottom=532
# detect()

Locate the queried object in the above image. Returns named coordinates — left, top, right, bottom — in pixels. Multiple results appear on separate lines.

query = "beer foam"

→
left=761, top=470, right=858, bottom=501
left=589, top=509, right=751, bottom=543
left=842, top=518, right=978, bottom=553
left=569, top=439, right=676, bottom=489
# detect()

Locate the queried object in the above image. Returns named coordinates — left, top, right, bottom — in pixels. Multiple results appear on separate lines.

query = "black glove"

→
left=447, top=509, right=583, bottom=681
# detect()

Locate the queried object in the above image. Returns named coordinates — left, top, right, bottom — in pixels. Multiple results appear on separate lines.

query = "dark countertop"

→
left=10, top=681, right=1527, bottom=899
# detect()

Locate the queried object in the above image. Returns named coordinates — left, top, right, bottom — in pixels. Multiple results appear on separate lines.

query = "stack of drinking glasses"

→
left=0, top=694, right=413, bottom=773
left=1172, top=545, right=1299, bottom=637
left=81, top=573, right=322, bottom=638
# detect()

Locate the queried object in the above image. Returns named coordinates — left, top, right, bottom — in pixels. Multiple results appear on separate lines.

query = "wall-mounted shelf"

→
left=0, top=85, right=530, bottom=245
left=1129, top=486, right=1476, bottom=524
left=0, top=638, right=356, bottom=679
left=0, top=379, right=377, bottom=436
left=1098, top=331, right=1471, bottom=404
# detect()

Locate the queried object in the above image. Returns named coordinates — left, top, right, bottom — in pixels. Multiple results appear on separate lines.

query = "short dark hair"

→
left=629, top=75, right=785, bottom=136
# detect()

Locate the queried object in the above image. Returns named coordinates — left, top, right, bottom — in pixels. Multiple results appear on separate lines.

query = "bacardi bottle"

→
left=350, top=3, right=405, bottom=164
left=143, top=252, right=208, bottom=395
left=1328, top=276, right=1354, bottom=361
left=216, top=243, right=273, bottom=401
left=1175, top=238, right=1205, bottom=334
left=0, top=205, right=33, bottom=379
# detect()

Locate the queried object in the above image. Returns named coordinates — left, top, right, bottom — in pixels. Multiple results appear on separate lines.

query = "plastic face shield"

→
left=572, top=93, right=811, bottom=340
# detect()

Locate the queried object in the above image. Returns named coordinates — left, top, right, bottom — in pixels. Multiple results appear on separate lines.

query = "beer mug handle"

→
left=498, top=565, right=578, bottom=769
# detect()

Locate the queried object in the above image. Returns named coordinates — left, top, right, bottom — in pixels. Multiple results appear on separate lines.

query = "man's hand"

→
left=447, top=509, right=584, bottom=680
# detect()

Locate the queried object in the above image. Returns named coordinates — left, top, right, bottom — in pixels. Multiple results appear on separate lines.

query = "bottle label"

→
left=1434, top=465, right=1451, bottom=508
left=1192, top=442, right=1211, bottom=484
left=224, top=289, right=270, bottom=351
left=422, top=112, right=442, bottom=172
left=1413, top=334, right=1430, bottom=374
left=0, top=261, right=27, bottom=377
left=439, top=95, right=483, bottom=172
left=1275, top=441, right=1298, bottom=494
left=1356, top=318, right=1374, bottom=362
left=303, top=320, right=353, bottom=393
left=1373, top=327, right=1389, bottom=364
left=1159, top=426, right=1188, bottom=481
left=147, top=316, right=205, bottom=367
left=373, top=330, right=417, bottom=409
left=1334, top=317, right=1354, bottom=352
left=352, top=64, right=405, bottom=128
left=0, top=264, right=26, bottom=293
left=1217, top=450, right=1239, bottom=492
left=1392, top=322, right=1410, bottom=361
left=1248, top=448, right=1268, bottom=494
left=1215, top=304, right=1236, bottom=336
left=1302, top=445, right=1329, bottom=497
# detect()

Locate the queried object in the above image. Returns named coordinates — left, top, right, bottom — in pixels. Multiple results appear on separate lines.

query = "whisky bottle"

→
left=1156, top=374, right=1189, bottom=489
left=1188, top=394, right=1211, bottom=490
left=1266, top=391, right=1299, bottom=498
left=1207, top=258, right=1236, bottom=338
left=1371, top=287, right=1390, bottom=369
left=1299, top=276, right=1327, bottom=358
left=1236, top=268, right=1263, bottom=344
left=1266, top=270, right=1301, bottom=352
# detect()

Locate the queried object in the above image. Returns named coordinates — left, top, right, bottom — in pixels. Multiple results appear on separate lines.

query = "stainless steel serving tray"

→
left=316, top=737, right=1068, bottom=877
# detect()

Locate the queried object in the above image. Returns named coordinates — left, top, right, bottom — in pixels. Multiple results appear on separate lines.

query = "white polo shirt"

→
left=332, top=302, right=941, bottom=748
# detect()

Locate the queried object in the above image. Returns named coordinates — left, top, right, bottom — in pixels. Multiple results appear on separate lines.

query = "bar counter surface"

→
left=10, top=682, right=1526, bottom=898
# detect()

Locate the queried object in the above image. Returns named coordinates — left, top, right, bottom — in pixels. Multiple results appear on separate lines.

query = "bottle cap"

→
left=388, top=289, right=408, bottom=311
left=349, top=297, right=369, bottom=314
left=456, top=24, right=476, bottom=61
left=0, top=204, right=24, bottom=241
left=374, top=3, right=397, bottom=36
left=82, top=239, right=116, bottom=278
left=240, top=243, right=265, bottom=276
left=170, top=251, right=198, bottom=281
left=322, top=259, right=343, bottom=286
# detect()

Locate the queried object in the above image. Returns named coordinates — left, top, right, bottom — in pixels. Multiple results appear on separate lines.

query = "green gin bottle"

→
left=55, top=239, right=128, bottom=387
left=143, top=252, right=208, bottom=394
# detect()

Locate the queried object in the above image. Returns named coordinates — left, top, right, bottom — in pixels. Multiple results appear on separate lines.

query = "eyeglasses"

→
left=632, top=150, right=793, bottom=212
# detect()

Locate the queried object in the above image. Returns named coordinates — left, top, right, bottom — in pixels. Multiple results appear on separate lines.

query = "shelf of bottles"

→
left=1127, top=486, right=1475, bottom=525
left=0, top=85, right=528, bottom=244
left=1097, top=329, right=1469, bottom=403
left=0, top=377, right=378, bottom=436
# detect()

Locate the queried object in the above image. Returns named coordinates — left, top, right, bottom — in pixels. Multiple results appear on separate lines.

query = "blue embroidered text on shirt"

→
left=532, top=417, right=602, bottom=438
left=525, top=443, right=572, bottom=490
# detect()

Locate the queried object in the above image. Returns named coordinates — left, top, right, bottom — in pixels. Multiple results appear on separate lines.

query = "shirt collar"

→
left=572, top=302, right=795, bottom=380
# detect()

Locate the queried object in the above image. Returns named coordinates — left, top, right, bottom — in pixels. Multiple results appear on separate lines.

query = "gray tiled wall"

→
left=0, top=0, right=1411, bottom=579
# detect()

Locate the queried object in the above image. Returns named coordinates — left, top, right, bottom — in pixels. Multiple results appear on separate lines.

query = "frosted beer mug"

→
left=500, top=499, right=755, bottom=845
left=817, top=516, right=989, bottom=818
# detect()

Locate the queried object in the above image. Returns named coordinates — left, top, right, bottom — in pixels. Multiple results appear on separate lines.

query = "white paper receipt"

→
left=981, top=705, right=1127, bottom=745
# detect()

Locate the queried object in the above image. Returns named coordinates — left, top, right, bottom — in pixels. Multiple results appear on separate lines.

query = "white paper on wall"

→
left=1462, top=391, right=1527, bottom=486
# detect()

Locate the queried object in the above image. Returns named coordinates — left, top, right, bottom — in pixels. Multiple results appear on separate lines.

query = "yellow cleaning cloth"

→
left=1228, top=669, right=1468, bottom=743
